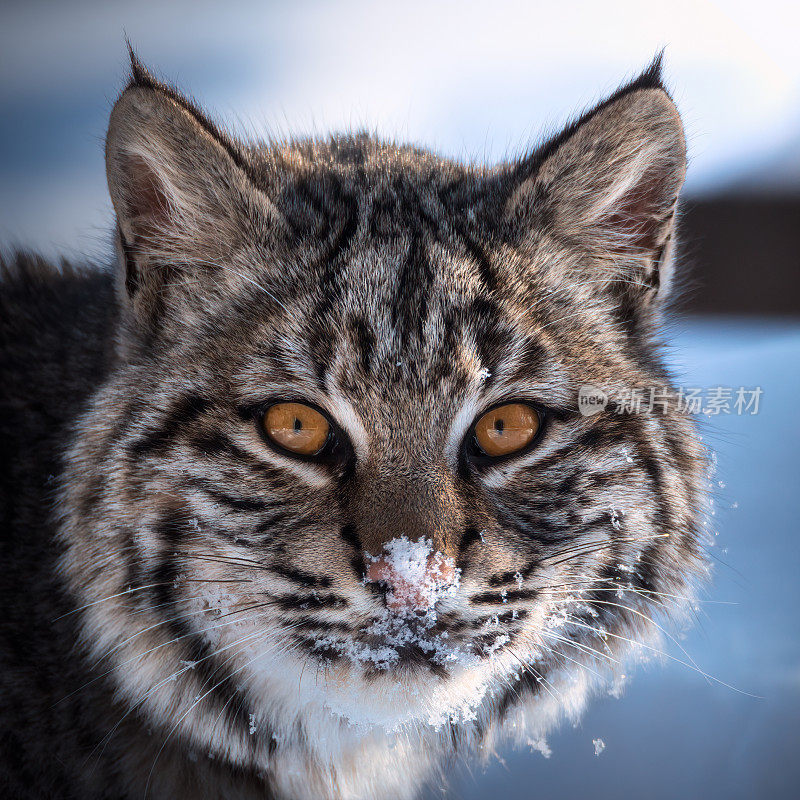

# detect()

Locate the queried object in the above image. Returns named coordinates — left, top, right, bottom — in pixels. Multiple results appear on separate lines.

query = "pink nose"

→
left=365, top=551, right=457, bottom=612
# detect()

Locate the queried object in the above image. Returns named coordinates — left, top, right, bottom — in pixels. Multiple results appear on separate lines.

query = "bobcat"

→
left=0, top=53, right=708, bottom=799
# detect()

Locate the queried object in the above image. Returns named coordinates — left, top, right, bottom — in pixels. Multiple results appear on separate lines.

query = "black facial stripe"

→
left=492, top=505, right=569, bottom=544
left=427, top=661, right=449, bottom=680
left=349, top=316, right=376, bottom=376
left=437, top=614, right=469, bottom=634
left=254, top=511, right=293, bottom=535
left=126, top=395, right=212, bottom=458
left=458, top=527, right=483, bottom=558
left=383, top=177, right=444, bottom=352
left=505, top=508, right=570, bottom=540
left=633, top=542, right=662, bottom=595
left=156, top=510, right=189, bottom=547
left=505, top=336, right=547, bottom=385
left=515, top=443, right=576, bottom=475
left=306, top=328, right=335, bottom=389
left=627, top=420, right=676, bottom=583
left=269, top=565, right=332, bottom=589
left=576, top=417, right=637, bottom=452
left=271, top=593, right=349, bottom=612
left=308, top=188, right=360, bottom=384
left=470, top=609, right=529, bottom=628
left=393, top=228, right=434, bottom=350
left=188, top=431, right=297, bottom=490
left=340, top=523, right=365, bottom=577
left=467, top=297, right=512, bottom=379
left=469, top=589, right=539, bottom=605
left=293, top=635, right=343, bottom=663
left=190, top=430, right=258, bottom=462
left=426, top=307, right=461, bottom=384
left=473, top=631, right=512, bottom=652
left=455, top=223, right=497, bottom=295
left=290, top=176, right=332, bottom=234
left=564, top=414, right=680, bottom=593
left=571, top=514, right=616, bottom=536
left=189, top=484, right=274, bottom=513
left=488, top=571, right=521, bottom=588
left=595, top=562, right=642, bottom=599
left=326, top=189, right=360, bottom=265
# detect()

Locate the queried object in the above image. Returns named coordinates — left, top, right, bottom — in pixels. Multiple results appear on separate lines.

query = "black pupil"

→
left=494, top=418, right=505, bottom=434
left=293, top=417, right=303, bottom=432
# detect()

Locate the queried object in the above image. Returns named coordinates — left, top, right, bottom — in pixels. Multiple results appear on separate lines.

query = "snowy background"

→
left=1, top=1, right=799, bottom=797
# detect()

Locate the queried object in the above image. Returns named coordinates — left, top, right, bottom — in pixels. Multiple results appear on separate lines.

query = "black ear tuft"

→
left=626, top=50, right=665, bottom=94
left=514, top=52, right=669, bottom=183
left=118, top=42, right=250, bottom=175
left=125, top=39, right=156, bottom=89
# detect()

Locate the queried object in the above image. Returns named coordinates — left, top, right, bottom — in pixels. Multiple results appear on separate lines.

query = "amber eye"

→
left=263, top=402, right=330, bottom=456
left=473, top=403, right=541, bottom=458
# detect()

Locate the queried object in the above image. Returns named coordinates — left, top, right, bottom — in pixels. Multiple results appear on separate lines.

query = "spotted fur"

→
left=0, top=54, right=709, bottom=799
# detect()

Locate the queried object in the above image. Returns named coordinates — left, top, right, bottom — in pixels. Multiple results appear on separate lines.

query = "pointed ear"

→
left=106, top=59, right=271, bottom=331
left=505, top=59, right=687, bottom=324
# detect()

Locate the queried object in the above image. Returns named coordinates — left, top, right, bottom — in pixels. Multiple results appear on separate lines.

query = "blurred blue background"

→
left=1, top=2, right=798, bottom=798
left=2, top=0, right=800, bottom=259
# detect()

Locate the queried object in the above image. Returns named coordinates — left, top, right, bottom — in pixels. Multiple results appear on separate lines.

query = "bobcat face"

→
left=59, top=54, right=708, bottom=794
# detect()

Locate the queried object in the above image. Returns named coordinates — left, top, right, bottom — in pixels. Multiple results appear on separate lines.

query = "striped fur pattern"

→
left=2, top=56, right=709, bottom=799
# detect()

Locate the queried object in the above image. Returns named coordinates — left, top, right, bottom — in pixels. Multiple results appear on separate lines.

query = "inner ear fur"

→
left=502, top=63, right=687, bottom=317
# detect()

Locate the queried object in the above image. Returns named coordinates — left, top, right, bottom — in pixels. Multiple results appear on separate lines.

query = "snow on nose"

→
left=365, top=537, right=459, bottom=612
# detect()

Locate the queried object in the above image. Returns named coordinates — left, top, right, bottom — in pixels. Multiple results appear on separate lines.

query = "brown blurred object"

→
left=678, top=198, right=800, bottom=316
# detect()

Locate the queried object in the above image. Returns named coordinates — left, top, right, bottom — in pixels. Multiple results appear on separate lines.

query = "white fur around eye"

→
left=445, top=396, right=480, bottom=466
left=235, top=431, right=332, bottom=488
left=479, top=431, right=565, bottom=488
left=325, top=392, right=370, bottom=461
